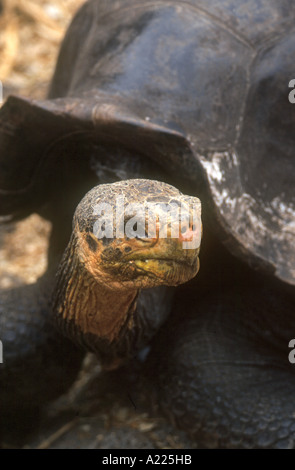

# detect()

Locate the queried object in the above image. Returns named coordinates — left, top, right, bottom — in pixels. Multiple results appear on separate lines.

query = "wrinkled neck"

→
left=52, top=234, right=138, bottom=345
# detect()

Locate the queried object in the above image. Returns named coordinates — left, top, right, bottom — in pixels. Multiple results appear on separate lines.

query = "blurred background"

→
left=0, top=0, right=84, bottom=99
left=0, top=0, right=84, bottom=290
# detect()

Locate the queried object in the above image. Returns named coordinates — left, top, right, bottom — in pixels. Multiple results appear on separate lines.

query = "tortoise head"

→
left=72, top=179, right=202, bottom=288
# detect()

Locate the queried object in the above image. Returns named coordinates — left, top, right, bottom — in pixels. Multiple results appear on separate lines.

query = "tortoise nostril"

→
left=115, top=248, right=122, bottom=258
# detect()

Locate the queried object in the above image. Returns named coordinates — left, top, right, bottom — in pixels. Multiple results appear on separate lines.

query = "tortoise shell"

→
left=0, top=0, right=294, bottom=284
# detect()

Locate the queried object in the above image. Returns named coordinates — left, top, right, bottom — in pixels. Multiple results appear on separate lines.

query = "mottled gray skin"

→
left=0, top=0, right=294, bottom=449
left=0, top=273, right=84, bottom=440
left=0, top=281, right=83, bottom=405
left=150, top=269, right=295, bottom=449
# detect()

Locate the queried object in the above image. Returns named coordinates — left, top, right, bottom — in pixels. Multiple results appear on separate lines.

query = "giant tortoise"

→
left=0, top=0, right=295, bottom=449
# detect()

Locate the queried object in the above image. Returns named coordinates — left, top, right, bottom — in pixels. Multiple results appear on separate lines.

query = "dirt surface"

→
left=0, top=0, right=85, bottom=99
left=0, top=1, right=197, bottom=449
left=0, top=214, right=51, bottom=289
left=23, top=355, right=196, bottom=450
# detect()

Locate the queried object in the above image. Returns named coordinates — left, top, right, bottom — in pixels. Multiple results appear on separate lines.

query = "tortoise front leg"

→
left=150, top=277, right=295, bottom=449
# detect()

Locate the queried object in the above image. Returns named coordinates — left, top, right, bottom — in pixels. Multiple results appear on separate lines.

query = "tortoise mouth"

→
left=97, top=235, right=201, bottom=285
left=131, top=255, right=199, bottom=285
left=132, top=256, right=197, bottom=268
left=127, top=241, right=200, bottom=266
left=98, top=250, right=199, bottom=287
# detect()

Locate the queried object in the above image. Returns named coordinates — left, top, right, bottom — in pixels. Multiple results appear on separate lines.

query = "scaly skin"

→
left=149, top=262, right=295, bottom=449
left=0, top=270, right=84, bottom=440
left=52, top=179, right=201, bottom=368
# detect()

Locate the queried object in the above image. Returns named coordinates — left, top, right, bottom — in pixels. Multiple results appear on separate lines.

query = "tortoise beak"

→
left=126, top=225, right=201, bottom=285
left=121, top=196, right=202, bottom=285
